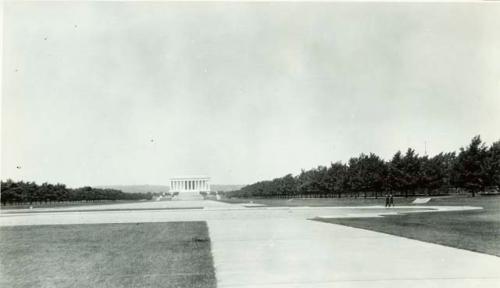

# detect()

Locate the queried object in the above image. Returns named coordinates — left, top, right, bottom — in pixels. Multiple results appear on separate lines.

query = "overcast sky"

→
left=2, top=2, right=500, bottom=187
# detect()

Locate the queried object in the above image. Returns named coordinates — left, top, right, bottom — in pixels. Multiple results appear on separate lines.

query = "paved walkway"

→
left=1, top=200, right=499, bottom=288
left=209, top=218, right=500, bottom=288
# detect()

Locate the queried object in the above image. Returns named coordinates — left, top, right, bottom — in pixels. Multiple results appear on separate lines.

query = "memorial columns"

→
left=170, top=177, right=210, bottom=193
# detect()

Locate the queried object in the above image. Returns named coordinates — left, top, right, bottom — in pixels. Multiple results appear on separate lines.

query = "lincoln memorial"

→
left=170, top=176, right=210, bottom=200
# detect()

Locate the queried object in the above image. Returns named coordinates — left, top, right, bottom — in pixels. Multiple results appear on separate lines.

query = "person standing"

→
left=385, top=194, right=389, bottom=208
left=389, top=194, right=394, bottom=207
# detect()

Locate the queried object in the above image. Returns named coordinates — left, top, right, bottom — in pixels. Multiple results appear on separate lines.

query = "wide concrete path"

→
left=209, top=218, right=500, bottom=288
left=1, top=200, right=499, bottom=288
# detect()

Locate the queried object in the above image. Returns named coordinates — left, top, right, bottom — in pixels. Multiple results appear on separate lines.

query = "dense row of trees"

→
left=229, top=136, right=500, bottom=198
left=1, top=180, right=153, bottom=205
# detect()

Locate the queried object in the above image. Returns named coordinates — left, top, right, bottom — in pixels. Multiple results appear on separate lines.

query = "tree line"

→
left=1, top=180, right=153, bottom=205
left=228, top=136, right=500, bottom=198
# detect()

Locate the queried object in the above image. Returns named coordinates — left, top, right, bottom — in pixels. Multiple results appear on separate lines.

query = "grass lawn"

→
left=315, top=195, right=500, bottom=257
left=2, top=206, right=204, bottom=215
left=0, top=200, right=148, bottom=210
left=219, top=196, right=417, bottom=207
left=0, top=222, right=216, bottom=288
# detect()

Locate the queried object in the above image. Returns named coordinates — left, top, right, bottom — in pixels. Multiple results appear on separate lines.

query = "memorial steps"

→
left=174, top=191, right=205, bottom=201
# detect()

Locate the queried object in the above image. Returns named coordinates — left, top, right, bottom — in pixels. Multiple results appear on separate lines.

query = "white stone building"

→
left=170, top=176, right=210, bottom=200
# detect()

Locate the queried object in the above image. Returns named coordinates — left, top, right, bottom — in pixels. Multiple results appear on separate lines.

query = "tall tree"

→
left=400, top=148, right=422, bottom=197
left=327, top=162, right=349, bottom=198
left=485, top=140, right=500, bottom=188
left=227, top=135, right=497, bottom=199
left=387, top=151, right=405, bottom=195
left=453, top=136, right=489, bottom=197
left=420, top=152, right=455, bottom=195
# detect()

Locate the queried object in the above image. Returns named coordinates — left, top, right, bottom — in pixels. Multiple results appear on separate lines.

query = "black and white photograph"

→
left=1, top=1, right=500, bottom=287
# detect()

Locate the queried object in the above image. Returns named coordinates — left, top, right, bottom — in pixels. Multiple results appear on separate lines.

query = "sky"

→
left=2, top=2, right=500, bottom=187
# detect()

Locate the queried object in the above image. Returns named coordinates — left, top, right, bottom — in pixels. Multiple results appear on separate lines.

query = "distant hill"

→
left=211, top=184, right=245, bottom=192
left=95, top=185, right=170, bottom=194
left=95, top=184, right=245, bottom=193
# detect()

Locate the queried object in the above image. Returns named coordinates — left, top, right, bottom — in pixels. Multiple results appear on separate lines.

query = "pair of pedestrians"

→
left=385, top=194, right=394, bottom=207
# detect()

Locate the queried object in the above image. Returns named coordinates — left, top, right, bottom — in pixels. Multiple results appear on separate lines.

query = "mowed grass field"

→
left=0, top=222, right=216, bottom=288
left=315, top=196, right=500, bottom=257
left=220, top=196, right=417, bottom=207
left=0, top=199, right=146, bottom=210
